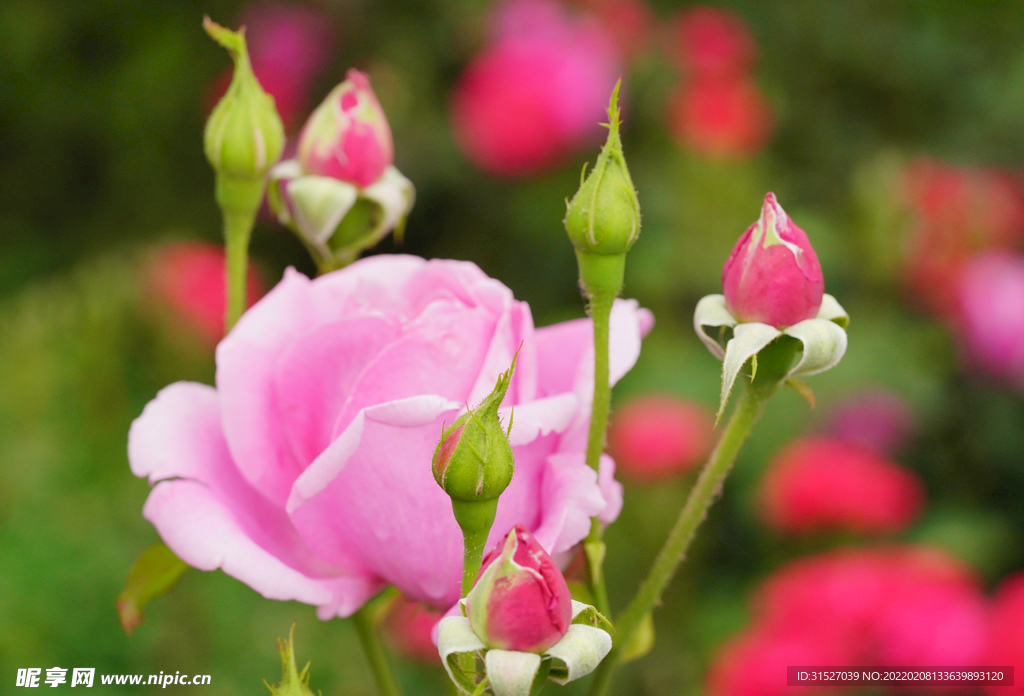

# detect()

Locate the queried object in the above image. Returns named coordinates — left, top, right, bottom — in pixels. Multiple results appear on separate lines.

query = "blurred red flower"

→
left=900, top=160, right=1024, bottom=319
left=760, top=437, right=924, bottom=535
left=711, top=546, right=989, bottom=696
left=380, top=595, right=444, bottom=664
left=984, top=572, right=1024, bottom=696
left=607, top=395, right=714, bottom=482
left=668, top=6, right=757, bottom=79
left=667, top=76, right=773, bottom=159
left=144, top=241, right=265, bottom=349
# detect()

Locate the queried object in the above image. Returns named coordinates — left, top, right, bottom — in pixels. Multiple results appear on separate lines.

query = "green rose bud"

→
left=564, top=81, right=640, bottom=299
left=203, top=17, right=284, bottom=214
left=432, top=355, right=517, bottom=546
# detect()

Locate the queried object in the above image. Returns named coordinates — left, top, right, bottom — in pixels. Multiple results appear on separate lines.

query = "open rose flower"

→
left=129, top=255, right=651, bottom=618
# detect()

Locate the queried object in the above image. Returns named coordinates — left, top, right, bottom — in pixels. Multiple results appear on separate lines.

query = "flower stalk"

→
left=352, top=604, right=403, bottom=696
left=588, top=382, right=768, bottom=696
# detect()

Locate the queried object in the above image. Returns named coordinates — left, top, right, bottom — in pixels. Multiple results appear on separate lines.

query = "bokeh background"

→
left=2, top=0, right=1024, bottom=694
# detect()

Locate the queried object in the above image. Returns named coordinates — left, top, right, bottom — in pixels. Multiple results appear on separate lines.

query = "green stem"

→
left=582, top=287, right=614, bottom=617
left=588, top=386, right=767, bottom=696
left=352, top=604, right=403, bottom=696
left=216, top=174, right=264, bottom=333
left=461, top=526, right=489, bottom=598
left=223, top=207, right=255, bottom=331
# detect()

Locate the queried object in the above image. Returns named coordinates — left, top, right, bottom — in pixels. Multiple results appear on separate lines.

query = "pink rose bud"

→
left=465, top=524, right=573, bottom=653
left=607, top=395, right=714, bottom=482
left=723, top=193, right=824, bottom=327
left=297, top=69, right=393, bottom=187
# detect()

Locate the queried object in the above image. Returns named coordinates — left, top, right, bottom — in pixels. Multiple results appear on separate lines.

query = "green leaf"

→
left=116, top=543, right=188, bottom=635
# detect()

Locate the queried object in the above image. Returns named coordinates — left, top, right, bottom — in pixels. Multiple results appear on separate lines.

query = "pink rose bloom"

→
left=669, top=6, right=757, bottom=79
left=760, top=436, right=925, bottom=535
left=451, top=0, right=620, bottom=177
left=825, top=389, right=916, bottom=456
left=722, top=193, right=824, bottom=327
left=129, top=255, right=650, bottom=617
left=984, top=573, right=1024, bottom=696
left=144, top=241, right=265, bottom=349
left=955, top=252, right=1024, bottom=389
left=465, top=524, right=572, bottom=653
left=607, top=394, right=713, bottom=482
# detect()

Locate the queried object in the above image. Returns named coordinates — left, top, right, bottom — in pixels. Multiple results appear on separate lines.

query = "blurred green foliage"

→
left=2, top=1, right=1024, bottom=695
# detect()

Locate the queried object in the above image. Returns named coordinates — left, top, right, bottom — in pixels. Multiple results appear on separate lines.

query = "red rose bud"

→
left=607, top=395, right=714, bottom=482
left=298, top=69, right=393, bottom=188
left=465, top=525, right=573, bottom=653
left=723, top=193, right=824, bottom=327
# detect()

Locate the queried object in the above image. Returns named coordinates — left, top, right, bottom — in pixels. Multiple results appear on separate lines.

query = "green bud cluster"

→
left=202, top=17, right=284, bottom=214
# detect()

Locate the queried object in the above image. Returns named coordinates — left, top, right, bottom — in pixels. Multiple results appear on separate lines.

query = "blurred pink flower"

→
left=466, top=524, right=573, bottom=653
left=129, top=256, right=651, bottom=617
left=207, top=2, right=335, bottom=130
left=381, top=595, right=445, bottom=664
left=667, top=76, right=773, bottom=159
left=451, top=0, right=620, bottom=177
left=955, top=252, right=1024, bottom=389
left=984, top=573, right=1024, bottom=696
left=570, top=0, right=654, bottom=61
left=607, top=394, right=713, bottom=482
left=722, top=193, right=823, bottom=327
left=825, top=389, right=916, bottom=456
left=669, top=6, right=757, bottom=79
left=144, top=241, right=265, bottom=349
left=760, top=437, right=924, bottom=535
left=711, top=546, right=989, bottom=696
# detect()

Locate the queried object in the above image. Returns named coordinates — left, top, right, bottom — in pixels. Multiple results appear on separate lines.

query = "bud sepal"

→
left=438, top=600, right=613, bottom=696
left=694, top=292, right=849, bottom=419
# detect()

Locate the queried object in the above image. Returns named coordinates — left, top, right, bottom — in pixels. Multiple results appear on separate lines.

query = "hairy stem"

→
left=588, top=386, right=766, bottom=696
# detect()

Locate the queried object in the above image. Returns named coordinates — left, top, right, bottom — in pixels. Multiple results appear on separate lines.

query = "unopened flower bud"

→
left=465, top=525, right=573, bottom=653
left=432, top=358, right=516, bottom=509
left=564, top=81, right=641, bottom=271
left=723, top=192, right=824, bottom=327
left=267, top=70, right=413, bottom=272
left=203, top=18, right=284, bottom=187
left=297, top=69, right=394, bottom=188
